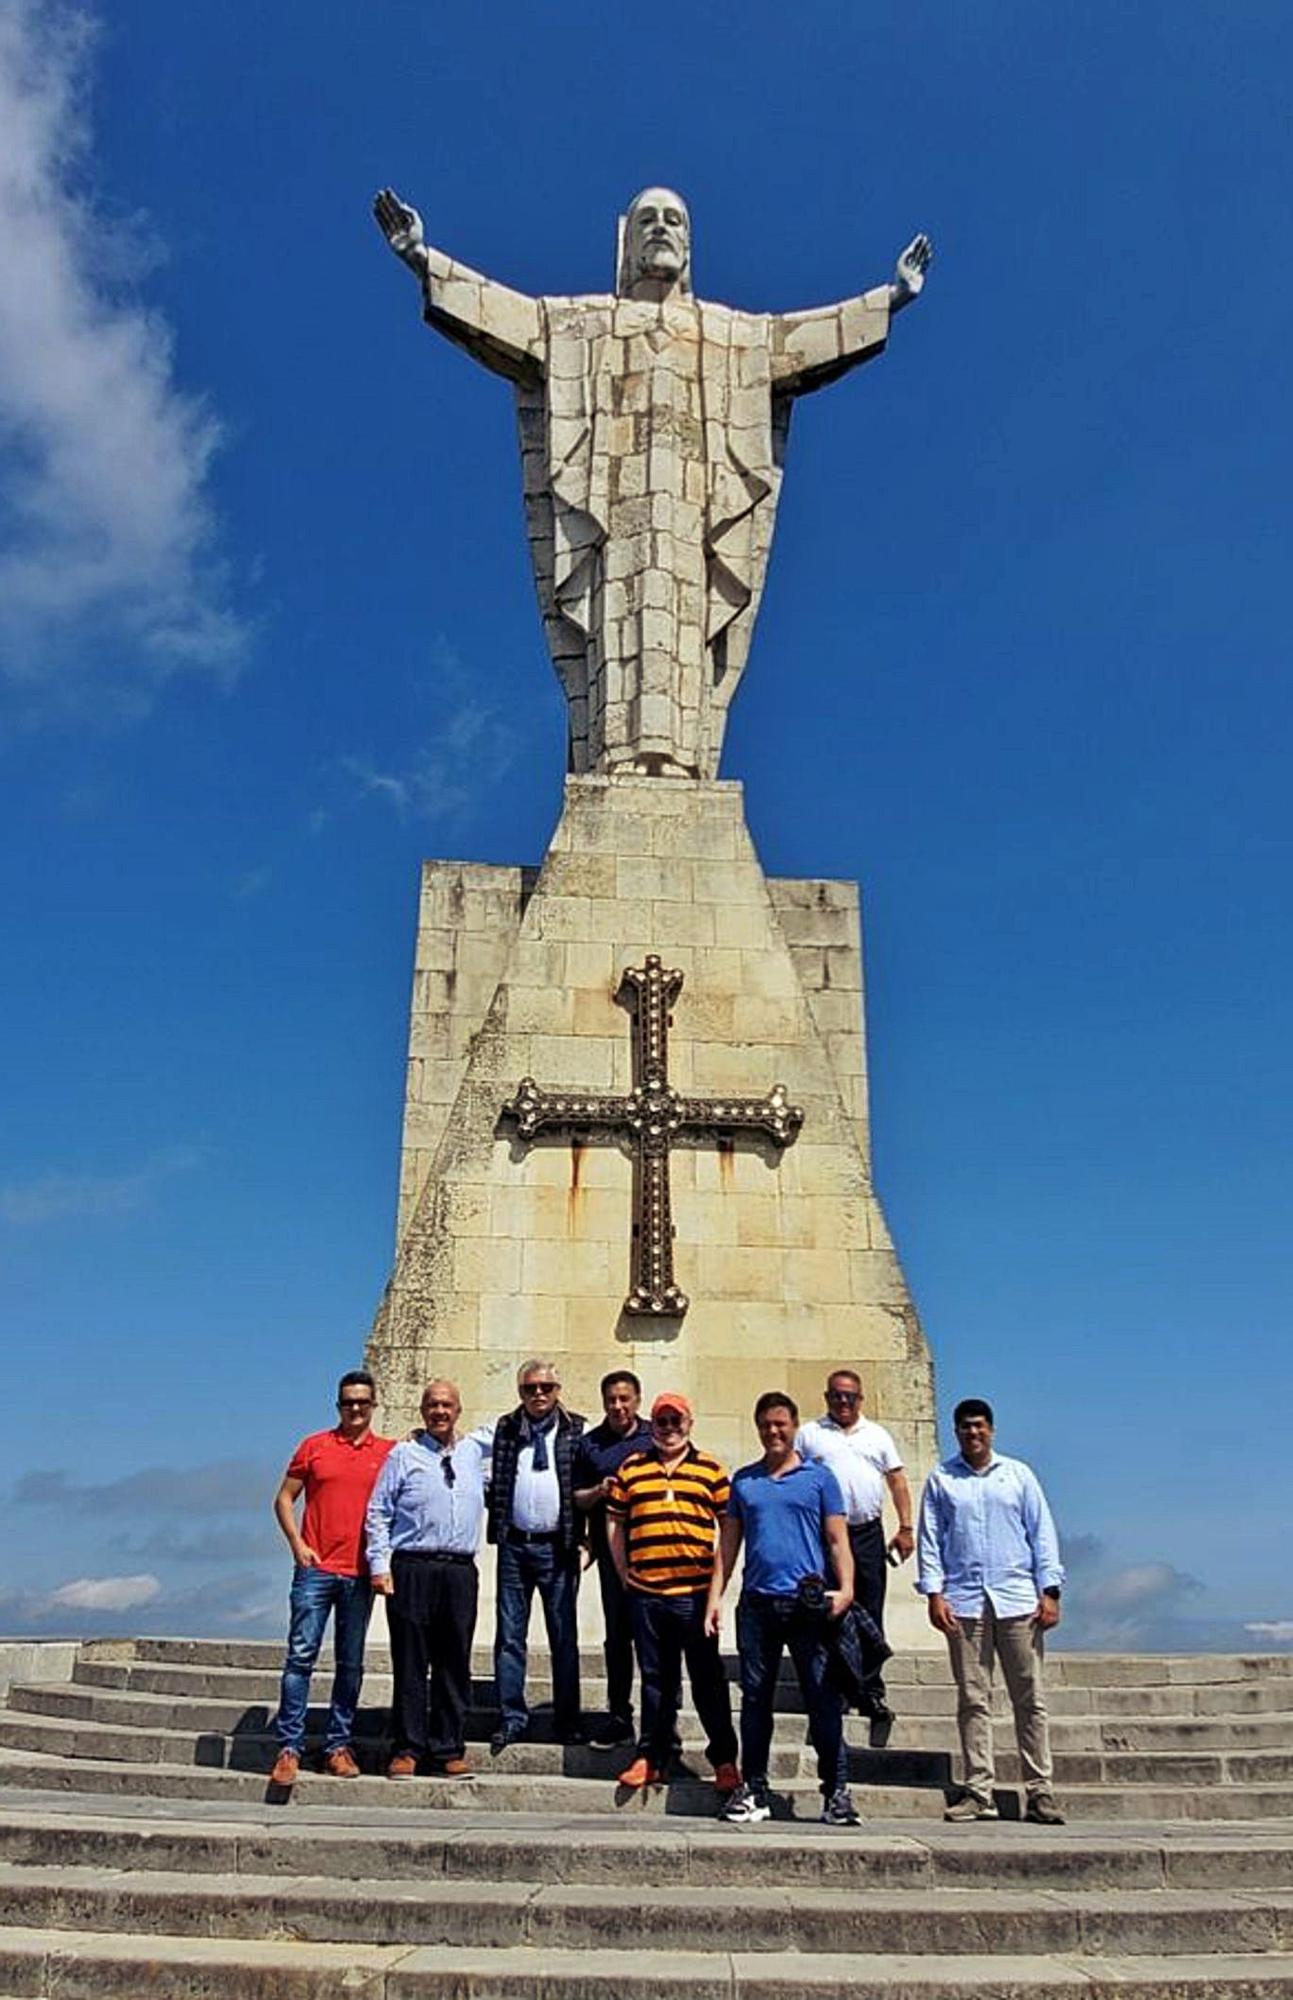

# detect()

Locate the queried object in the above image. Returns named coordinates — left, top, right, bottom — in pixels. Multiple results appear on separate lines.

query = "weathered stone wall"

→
left=369, top=774, right=936, bottom=1497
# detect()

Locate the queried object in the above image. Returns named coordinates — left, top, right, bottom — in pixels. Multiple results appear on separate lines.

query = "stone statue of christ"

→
left=374, top=185, right=931, bottom=780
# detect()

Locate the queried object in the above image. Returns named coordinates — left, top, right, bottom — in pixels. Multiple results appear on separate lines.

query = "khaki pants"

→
left=946, top=1602, right=1052, bottom=1801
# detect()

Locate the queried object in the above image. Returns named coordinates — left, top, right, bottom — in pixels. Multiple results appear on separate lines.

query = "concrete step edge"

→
left=7, top=1745, right=1293, bottom=1825
left=1, top=1860, right=1292, bottom=1958
left=2, top=1797, right=1293, bottom=1887
left=95, top=1638, right=1293, bottom=1683
left=28, top=1685, right=1293, bottom=1740
left=7, top=1711, right=1292, bottom=1786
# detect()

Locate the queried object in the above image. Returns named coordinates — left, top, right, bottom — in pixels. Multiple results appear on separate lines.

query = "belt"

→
left=507, top=1527, right=561, bottom=1545
left=391, top=1549, right=476, bottom=1565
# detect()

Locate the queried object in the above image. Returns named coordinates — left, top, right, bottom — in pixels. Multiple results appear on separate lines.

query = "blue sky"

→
left=1, top=0, right=1290, bottom=1649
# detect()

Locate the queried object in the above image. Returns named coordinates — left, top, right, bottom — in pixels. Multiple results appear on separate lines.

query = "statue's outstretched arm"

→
left=372, top=188, right=543, bottom=385
left=771, top=234, right=932, bottom=399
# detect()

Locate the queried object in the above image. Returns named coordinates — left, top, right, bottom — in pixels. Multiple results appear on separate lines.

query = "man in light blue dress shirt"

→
left=367, top=1380, right=493, bottom=1778
left=917, top=1398, right=1065, bottom=1825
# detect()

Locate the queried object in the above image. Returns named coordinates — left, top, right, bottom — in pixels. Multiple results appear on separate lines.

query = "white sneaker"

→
left=720, top=1781, right=772, bottom=1824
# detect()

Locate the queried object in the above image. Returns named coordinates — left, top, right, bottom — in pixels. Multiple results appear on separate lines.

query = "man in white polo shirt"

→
left=796, top=1367, right=913, bottom=1745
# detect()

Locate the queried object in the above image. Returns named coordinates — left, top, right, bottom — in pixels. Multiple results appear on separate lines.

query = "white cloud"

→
left=47, top=1572, right=160, bottom=1612
left=1245, top=1621, right=1293, bottom=1645
left=0, top=1143, right=202, bottom=1225
left=342, top=635, right=521, bottom=823
left=0, top=0, right=246, bottom=705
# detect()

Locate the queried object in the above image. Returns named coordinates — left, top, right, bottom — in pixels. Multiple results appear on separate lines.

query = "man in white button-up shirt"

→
left=917, top=1398, right=1065, bottom=1825
left=797, top=1368, right=914, bottom=1746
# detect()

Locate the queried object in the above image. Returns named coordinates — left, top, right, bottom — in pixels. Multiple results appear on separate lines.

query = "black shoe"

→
left=556, top=1723, right=588, bottom=1747
left=489, top=1724, right=527, bottom=1756
left=589, top=1716, right=634, bottom=1750
left=868, top=1702, right=894, bottom=1750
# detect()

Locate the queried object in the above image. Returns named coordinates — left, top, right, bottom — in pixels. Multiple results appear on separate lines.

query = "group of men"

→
left=271, top=1360, right=1066, bottom=1827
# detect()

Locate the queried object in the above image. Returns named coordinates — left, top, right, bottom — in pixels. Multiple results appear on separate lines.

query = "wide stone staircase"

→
left=0, top=1637, right=1291, bottom=1994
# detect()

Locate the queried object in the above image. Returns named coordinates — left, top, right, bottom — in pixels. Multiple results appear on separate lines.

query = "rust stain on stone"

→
left=567, top=1139, right=585, bottom=1231
left=717, top=1137, right=734, bottom=1187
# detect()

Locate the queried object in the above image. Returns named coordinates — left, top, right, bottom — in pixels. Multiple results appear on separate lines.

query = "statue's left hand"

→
left=894, top=233, right=933, bottom=298
left=373, top=187, right=428, bottom=273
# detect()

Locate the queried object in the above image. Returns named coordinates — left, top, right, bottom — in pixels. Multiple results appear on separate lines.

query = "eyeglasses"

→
left=520, top=1381, right=558, bottom=1395
left=339, top=1399, right=374, bottom=1411
left=441, top=1456, right=456, bottom=1488
left=654, top=1412, right=686, bottom=1429
left=826, top=1389, right=860, bottom=1403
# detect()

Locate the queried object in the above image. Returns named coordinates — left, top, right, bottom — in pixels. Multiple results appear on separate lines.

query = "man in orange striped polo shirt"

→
left=606, top=1392, right=740, bottom=1795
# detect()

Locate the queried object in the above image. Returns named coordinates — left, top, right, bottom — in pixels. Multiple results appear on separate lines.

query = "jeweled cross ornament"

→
left=503, top=956, right=803, bottom=1319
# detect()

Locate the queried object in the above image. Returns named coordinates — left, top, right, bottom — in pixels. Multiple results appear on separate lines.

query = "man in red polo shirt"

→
left=270, top=1370, right=394, bottom=1788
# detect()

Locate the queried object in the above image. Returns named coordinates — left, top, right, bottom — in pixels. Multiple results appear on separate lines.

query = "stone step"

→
left=0, top=1746, right=944, bottom=1817
left=2, top=1928, right=1293, bottom=1998
left=70, top=1655, right=1293, bottom=1719
left=7, top=1705, right=1292, bottom=1791
left=92, top=1637, right=1293, bottom=1688
left=2, top=1860, right=1292, bottom=1957
left=22, top=1680, right=1293, bottom=1751
left=5, top=1745, right=1293, bottom=1821
left=3, top=1800, right=1292, bottom=1893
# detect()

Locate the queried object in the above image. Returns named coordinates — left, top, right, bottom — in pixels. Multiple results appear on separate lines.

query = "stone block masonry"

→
left=369, top=774, right=936, bottom=1543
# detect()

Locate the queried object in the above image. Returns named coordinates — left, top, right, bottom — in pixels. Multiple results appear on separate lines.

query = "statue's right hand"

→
left=373, top=187, right=426, bottom=267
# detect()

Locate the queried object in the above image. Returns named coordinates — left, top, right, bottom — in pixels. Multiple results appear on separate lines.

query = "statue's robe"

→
left=419, top=253, right=890, bottom=778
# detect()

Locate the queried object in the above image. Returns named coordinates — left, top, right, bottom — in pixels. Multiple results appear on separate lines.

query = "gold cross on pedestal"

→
left=503, top=955, right=803, bottom=1320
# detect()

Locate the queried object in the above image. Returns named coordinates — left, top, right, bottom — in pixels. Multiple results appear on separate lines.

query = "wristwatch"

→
left=1042, top=1586, right=1061, bottom=1601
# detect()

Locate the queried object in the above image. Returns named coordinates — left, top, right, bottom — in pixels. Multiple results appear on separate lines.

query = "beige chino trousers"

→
left=945, top=1600, right=1052, bottom=1802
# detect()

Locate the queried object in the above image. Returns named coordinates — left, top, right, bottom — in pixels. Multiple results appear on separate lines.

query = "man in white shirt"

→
left=796, top=1368, right=913, bottom=1745
left=917, top=1397, right=1065, bottom=1825
left=485, top=1358, right=586, bottom=1752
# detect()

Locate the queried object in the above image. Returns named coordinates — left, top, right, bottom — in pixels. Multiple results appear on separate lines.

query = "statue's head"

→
left=617, top=187, right=692, bottom=297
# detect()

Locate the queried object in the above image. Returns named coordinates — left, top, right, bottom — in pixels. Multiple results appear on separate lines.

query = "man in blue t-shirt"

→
left=706, top=1390, right=857, bottom=1826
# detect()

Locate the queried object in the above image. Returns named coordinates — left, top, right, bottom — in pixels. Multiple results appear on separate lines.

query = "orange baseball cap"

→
left=651, top=1391, right=693, bottom=1420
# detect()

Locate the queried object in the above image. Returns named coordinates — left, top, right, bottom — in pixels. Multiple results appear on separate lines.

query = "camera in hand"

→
left=796, top=1572, right=828, bottom=1614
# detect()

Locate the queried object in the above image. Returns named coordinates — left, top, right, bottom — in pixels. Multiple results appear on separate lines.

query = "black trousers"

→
left=596, top=1548, right=635, bottom=1724
left=849, top=1518, right=888, bottom=1703
left=631, top=1589, right=737, bottom=1771
left=387, top=1551, right=478, bottom=1762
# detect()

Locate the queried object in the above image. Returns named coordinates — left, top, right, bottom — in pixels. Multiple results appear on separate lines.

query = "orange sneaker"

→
left=712, top=1761, right=741, bottom=1796
left=386, top=1754, right=418, bottom=1780
left=616, top=1755, right=661, bottom=1789
left=324, top=1747, right=360, bottom=1778
left=431, top=1756, right=472, bottom=1778
left=269, top=1750, right=299, bottom=1788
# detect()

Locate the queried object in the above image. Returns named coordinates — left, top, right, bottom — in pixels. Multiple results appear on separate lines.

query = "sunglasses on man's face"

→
left=654, top=1412, right=686, bottom=1429
left=826, top=1389, right=860, bottom=1403
left=521, top=1382, right=558, bottom=1395
left=339, top=1398, right=374, bottom=1411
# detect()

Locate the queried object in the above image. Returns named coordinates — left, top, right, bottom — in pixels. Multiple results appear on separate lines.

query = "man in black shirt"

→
left=573, top=1369, right=652, bottom=1749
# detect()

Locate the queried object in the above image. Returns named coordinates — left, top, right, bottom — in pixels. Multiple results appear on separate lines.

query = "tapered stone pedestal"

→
left=368, top=775, right=936, bottom=1649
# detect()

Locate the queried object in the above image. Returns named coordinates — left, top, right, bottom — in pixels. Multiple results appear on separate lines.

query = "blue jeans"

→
left=737, top=1592, right=844, bottom=1798
left=276, top=1566, right=372, bottom=1754
left=493, top=1537, right=581, bottom=1735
